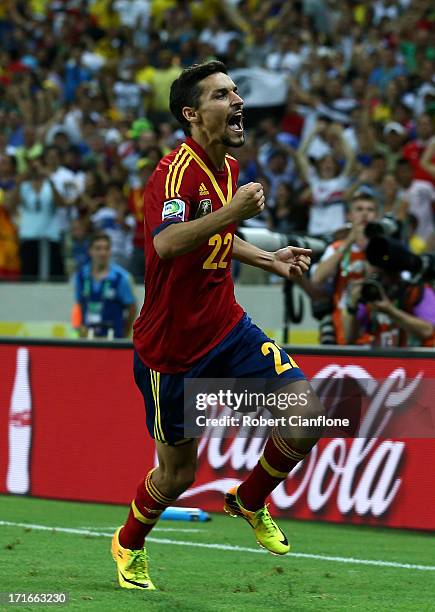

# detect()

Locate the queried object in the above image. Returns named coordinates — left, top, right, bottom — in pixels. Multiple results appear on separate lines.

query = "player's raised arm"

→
left=153, top=182, right=265, bottom=259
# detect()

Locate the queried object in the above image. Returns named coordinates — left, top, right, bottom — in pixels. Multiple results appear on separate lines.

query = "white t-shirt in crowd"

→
left=400, top=180, right=435, bottom=240
left=308, top=170, right=349, bottom=236
left=114, top=0, right=150, bottom=28
left=50, top=166, right=85, bottom=233
left=198, top=29, right=240, bottom=56
left=18, top=180, right=61, bottom=241
left=113, top=81, right=144, bottom=113
left=266, top=51, right=303, bottom=74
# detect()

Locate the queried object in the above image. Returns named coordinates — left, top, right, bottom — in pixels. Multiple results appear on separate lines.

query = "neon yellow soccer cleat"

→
left=224, top=486, right=290, bottom=556
left=111, top=527, right=156, bottom=590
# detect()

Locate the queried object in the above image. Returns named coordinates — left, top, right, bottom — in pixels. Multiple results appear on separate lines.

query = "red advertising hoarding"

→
left=0, top=341, right=434, bottom=530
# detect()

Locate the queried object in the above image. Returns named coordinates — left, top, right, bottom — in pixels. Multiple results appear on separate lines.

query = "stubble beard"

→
left=222, top=133, right=245, bottom=148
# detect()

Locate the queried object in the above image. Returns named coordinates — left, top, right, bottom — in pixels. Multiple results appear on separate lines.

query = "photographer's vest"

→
left=331, top=240, right=367, bottom=345
left=76, top=265, right=125, bottom=338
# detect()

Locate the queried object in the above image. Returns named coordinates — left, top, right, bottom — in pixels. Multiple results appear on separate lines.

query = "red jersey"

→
left=133, top=137, right=244, bottom=373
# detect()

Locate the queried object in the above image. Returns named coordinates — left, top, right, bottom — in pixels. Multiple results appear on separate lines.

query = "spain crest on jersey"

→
left=195, top=199, right=212, bottom=218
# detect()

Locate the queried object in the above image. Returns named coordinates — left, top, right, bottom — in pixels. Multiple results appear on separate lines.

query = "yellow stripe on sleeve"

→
left=175, top=154, right=193, bottom=195
left=165, top=148, right=186, bottom=199
left=169, top=150, right=190, bottom=198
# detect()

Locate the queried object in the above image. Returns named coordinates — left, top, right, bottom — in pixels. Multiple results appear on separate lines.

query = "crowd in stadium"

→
left=0, top=0, right=434, bottom=344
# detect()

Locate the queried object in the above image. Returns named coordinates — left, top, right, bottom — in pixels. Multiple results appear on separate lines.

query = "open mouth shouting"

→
left=227, top=109, right=244, bottom=134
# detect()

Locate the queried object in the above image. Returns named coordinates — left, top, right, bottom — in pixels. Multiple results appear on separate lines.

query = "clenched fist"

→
left=229, top=182, right=265, bottom=221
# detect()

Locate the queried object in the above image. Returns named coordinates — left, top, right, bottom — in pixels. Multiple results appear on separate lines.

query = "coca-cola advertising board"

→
left=0, top=341, right=434, bottom=531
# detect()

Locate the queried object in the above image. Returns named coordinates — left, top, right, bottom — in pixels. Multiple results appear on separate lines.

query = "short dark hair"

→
left=169, top=61, right=228, bottom=135
left=89, top=232, right=111, bottom=248
left=349, top=191, right=378, bottom=208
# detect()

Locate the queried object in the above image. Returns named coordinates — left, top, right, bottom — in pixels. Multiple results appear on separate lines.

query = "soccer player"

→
left=111, top=61, right=325, bottom=590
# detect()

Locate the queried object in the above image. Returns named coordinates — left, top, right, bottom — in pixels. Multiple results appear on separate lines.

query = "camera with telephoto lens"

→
left=237, top=227, right=328, bottom=262
left=360, top=276, right=384, bottom=303
left=361, top=214, right=435, bottom=301
left=364, top=215, right=435, bottom=283
left=364, top=215, right=402, bottom=241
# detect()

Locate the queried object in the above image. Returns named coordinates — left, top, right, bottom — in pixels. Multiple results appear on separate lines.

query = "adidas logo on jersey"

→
left=199, top=183, right=209, bottom=196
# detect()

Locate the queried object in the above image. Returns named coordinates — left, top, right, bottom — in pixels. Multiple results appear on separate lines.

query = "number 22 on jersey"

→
left=203, top=233, right=233, bottom=270
left=261, top=342, right=299, bottom=374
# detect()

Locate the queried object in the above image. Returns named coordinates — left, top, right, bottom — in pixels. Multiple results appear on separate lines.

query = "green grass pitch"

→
left=0, top=495, right=434, bottom=611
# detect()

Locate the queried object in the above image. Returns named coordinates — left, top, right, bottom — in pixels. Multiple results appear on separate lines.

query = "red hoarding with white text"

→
left=0, top=342, right=434, bottom=530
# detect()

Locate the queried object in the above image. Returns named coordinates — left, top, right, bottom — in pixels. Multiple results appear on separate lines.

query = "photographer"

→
left=344, top=269, right=435, bottom=347
left=312, top=193, right=378, bottom=344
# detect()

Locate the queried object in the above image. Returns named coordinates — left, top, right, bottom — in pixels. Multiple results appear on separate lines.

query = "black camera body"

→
left=365, top=216, right=402, bottom=241
left=364, top=216, right=435, bottom=283
left=360, top=277, right=384, bottom=303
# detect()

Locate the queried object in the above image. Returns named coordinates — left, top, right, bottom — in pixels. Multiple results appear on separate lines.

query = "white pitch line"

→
left=0, top=521, right=434, bottom=572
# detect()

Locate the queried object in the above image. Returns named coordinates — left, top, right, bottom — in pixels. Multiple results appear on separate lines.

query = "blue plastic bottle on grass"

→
left=161, top=507, right=211, bottom=522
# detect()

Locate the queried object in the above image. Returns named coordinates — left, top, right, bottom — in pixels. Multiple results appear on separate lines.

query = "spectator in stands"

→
left=67, top=216, right=92, bottom=274
left=43, top=145, right=85, bottom=246
left=8, top=150, right=66, bottom=280
left=0, top=194, right=19, bottom=280
left=77, top=169, right=106, bottom=215
left=379, top=173, right=407, bottom=219
left=0, top=0, right=433, bottom=298
left=263, top=149, right=296, bottom=204
left=73, top=232, right=136, bottom=339
left=368, top=46, right=406, bottom=93
left=402, top=113, right=435, bottom=184
left=265, top=32, right=305, bottom=76
left=0, top=154, right=19, bottom=278
left=149, top=50, right=182, bottom=123
left=12, top=127, right=43, bottom=174
left=113, top=67, right=148, bottom=116
left=91, top=182, right=135, bottom=270
left=280, top=90, right=305, bottom=139
left=271, top=182, right=307, bottom=234
left=396, top=157, right=435, bottom=241
left=0, top=154, right=17, bottom=193
left=348, top=154, right=387, bottom=206
left=420, top=136, right=435, bottom=181
left=375, top=122, right=407, bottom=173
left=245, top=22, right=273, bottom=68
left=296, top=121, right=355, bottom=236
